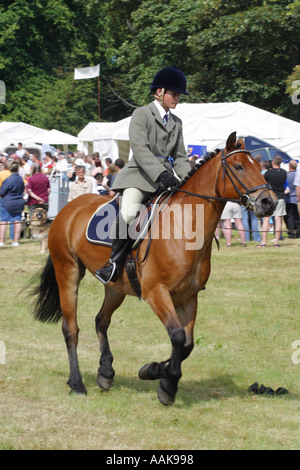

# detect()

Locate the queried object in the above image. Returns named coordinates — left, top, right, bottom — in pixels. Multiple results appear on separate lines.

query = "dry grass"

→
left=0, top=231, right=299, bottom=450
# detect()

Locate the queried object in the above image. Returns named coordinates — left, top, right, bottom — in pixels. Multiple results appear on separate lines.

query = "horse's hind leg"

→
left=54, top=257, right=87, bottom=395
left=95, top=286, right=126, bottom=390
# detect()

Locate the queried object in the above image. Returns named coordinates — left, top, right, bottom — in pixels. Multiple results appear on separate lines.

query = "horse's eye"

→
left=234, top=164, right=243, bottom=171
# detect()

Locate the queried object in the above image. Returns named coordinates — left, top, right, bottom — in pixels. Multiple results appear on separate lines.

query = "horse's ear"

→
left=226, top=132, right=237, bottom=153
left=237, top=137, right=245, bottom=149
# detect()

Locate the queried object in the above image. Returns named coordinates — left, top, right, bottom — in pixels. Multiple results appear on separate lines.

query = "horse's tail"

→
left=32, top=255, right=63, bottom=323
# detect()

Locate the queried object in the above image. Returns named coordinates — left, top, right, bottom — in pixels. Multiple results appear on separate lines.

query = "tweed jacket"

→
left=112, top=101, right=191, bottom=193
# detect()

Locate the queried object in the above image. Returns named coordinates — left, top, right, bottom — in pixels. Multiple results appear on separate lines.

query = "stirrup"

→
left=94, top=259, right=117, bottom=284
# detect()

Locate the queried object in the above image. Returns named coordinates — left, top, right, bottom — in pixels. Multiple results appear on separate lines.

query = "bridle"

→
left=217, top=148, right=272, bottom=208
left=176, top=148, right=271, bottom=208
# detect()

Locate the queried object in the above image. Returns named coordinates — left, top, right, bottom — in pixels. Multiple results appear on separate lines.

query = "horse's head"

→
left=216, top=132, right=277, bottom=218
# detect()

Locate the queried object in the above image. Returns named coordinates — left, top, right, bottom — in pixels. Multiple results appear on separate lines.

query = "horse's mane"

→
left=179, top=148, right=221, bottom=188
left=180, top=139, right=243, bottom=188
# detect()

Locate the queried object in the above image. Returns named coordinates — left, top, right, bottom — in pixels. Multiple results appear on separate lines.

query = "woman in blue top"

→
left=0, top=161, right=25, bottom=246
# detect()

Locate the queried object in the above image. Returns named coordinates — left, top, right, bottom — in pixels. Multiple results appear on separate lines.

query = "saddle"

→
left=86, top=190, right=173, bottom=298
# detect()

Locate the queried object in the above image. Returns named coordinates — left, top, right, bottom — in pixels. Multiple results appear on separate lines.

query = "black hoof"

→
left=97, top=374, right=114, bottom=390
left=68, top=382, right=87, bottom=395
left=138, top=363, right=150, bottom=380
left=157, top=382, right=175, bottom=406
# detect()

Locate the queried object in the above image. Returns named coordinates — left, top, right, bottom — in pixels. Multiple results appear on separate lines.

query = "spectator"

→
left=55, top=152, right=68, bottom=177
left=241, top=153, right=263, bottom=242
left=284, top=160, right=300, bottom=238
left=103, top=157, right=113, bottom=175
left=261, top=160, right=271, bottom=175
left=241, top=206, right=261, bottom=243
left=21, top=155, right=32, bottom=178
left=0, top=159, right=11, bottom=223
left=95, top=174, right=109, bottom=195
left=0, top=152, right=8, bottom=170
left=220, top=202, right=246, bottom=247
left=42, top=152, right=56, bottom=176
left=26, top=163, right=51, bottom=219
left=67, top=166, right=94, bottom=202
left=0, top=161, right=25, bottom=246
left=257, top=156, right=287, bottom=247
left=102, top=162, right=123, bottom=196
left=294, top=166, right=300, bottom=216
left=0, top=159, right=11, bottom=188
left=31, top=153, right=42, bottom=167
left=85, top=155, right=95, bottom=176
left=15, top=142, right=29, bottom=159
left=91, top=155, right=103, bottom=178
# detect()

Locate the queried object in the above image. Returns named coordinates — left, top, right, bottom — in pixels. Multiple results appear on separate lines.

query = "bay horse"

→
left=32, top=132, right=277, bottom=405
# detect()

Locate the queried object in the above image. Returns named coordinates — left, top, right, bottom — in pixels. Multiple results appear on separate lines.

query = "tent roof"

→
left=0, top=121, right=47, bottom=149
left=0, top=122, right=78, bottom=148
left=78, top=117, right=131, bottom=142
left=26, top=128, right=78, bottom=145
left=77, top=102, right=300, bottom=158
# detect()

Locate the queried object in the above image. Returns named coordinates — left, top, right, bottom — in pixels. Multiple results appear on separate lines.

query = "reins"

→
left=134, top=147, right=272, bottom=264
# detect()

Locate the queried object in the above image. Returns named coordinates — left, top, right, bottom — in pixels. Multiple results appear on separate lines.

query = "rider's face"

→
left=157, top=88, right=181, bottom=110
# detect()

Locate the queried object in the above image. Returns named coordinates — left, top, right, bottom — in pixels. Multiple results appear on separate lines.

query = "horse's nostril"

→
left=261, top=197, right=272, bottom=209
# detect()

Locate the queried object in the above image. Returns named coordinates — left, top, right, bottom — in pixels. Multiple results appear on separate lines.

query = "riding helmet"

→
left=150, top=66, right=190, bottom=95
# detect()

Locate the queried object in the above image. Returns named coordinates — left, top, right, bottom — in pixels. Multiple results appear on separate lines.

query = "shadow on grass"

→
left=81, top=371, right=247, bottom=404
left=78, top=370, right=300, bottom=407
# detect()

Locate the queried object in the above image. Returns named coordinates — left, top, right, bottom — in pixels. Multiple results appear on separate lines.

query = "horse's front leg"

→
left=140, top=286, right=194, bottom=405
left=95, top=286, right=126, bottom=390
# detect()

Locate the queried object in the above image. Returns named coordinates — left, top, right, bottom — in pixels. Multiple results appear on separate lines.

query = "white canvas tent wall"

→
left=78, top=101, right=300, bottom=161
left=77, top=117, right=131, bottom=162
left=172, top=101, right=300, bottom=158
left=23, top=128, right=79, bottom=154
left=0, top=121, right=47, bottom=150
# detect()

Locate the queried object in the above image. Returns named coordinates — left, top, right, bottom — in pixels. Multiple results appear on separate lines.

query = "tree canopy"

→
left=0, top=0, right=299, bottom=136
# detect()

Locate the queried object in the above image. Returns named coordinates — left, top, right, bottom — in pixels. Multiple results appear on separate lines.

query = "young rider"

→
left=95, top=66, right=191, bottom=283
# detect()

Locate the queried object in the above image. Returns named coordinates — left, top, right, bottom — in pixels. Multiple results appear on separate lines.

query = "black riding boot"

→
left=95, top=213, right=130, bottom=284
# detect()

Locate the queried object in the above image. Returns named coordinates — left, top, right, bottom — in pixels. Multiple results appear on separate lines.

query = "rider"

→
left=95, top=66, right=191, bottom=283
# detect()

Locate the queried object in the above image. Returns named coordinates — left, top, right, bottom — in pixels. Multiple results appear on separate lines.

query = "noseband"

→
left=219, top=149, right=271, bottom=208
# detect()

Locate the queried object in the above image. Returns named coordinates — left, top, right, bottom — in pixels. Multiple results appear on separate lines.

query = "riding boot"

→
left=95, top=213, right=130, bottom=284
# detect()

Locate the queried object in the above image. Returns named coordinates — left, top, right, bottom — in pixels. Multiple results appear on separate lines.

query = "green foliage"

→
left=0, top=0, right=300, bottom=135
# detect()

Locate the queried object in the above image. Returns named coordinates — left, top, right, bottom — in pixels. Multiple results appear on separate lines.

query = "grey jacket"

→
left=112, top=101, right=191, bottom=193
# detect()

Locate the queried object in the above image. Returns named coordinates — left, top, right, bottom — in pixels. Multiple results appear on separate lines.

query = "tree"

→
left=187, top=0, right=300, bottom=118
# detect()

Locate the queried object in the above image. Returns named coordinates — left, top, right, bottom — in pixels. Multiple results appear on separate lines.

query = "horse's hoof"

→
left=97, top=374, right=114, bottom=390
left=157, top=383, right=175, bottom=406
left=68, top=383, right=87, bottom=395
left=138, top=363, right=150, bottom=380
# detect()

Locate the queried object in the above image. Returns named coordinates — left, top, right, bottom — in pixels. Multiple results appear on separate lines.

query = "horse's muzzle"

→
left=251, top=190, right=278, bottom=218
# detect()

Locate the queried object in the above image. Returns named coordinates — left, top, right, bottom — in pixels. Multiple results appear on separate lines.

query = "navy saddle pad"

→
left=86, top=192, right=168, bottom=247
left=86, top=195, right=119, bottom=246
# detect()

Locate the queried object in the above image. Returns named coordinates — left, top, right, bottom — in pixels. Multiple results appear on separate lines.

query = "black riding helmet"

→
left=150, top=66, right=190, bottom=95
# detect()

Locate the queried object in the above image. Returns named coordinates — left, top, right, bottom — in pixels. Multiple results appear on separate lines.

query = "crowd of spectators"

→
left=217, top=155, right=300, bottom=247
left=0, top=142, right=299, bottom=248
left=0, top=144, right=123, bottom=247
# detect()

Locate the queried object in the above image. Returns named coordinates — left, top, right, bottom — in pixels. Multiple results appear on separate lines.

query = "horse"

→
left=32, top=132, right=277, bottom=406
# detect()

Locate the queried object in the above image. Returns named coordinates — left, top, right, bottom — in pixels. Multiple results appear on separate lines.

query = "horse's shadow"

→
left=81, top=371, right=247, bottom=406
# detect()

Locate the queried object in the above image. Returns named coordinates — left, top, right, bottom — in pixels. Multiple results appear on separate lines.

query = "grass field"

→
left=0, top=230, right=299, bottom=450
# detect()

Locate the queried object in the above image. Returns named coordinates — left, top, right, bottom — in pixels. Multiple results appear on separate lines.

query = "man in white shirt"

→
left=16, top=142, right=29, bottom=159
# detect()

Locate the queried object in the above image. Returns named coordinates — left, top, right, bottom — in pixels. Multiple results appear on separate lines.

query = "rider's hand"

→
left=157, top=171, right=179, bottom=189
